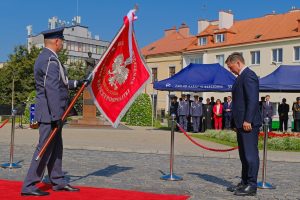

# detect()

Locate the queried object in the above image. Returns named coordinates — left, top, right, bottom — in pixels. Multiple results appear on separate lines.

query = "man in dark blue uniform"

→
left=226, top=52, right=261, bottom=196
left=178, top=94, right=189, bottom=131
left=190, top=95, right=203, bottom=133
left=21, top=27, right=83, bottom=196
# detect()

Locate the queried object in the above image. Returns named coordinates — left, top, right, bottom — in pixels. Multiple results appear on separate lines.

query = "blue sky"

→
left=1, top=0, right=300, bottom=61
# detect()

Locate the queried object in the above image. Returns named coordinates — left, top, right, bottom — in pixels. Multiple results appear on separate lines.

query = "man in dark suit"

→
left=278, top=98, right=289, bottom=132
left=223, top=96, right=233, bottom=129
left=21, top=27, right=82, bottom=196
left=226, top=52, right=261, bottom=196
left=262, top=95, right=273, bottom=131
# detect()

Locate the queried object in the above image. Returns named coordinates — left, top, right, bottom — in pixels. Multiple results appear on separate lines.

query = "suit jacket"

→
left=262, top=101, right=273, bottom=119
left=232, top=67, right=262, bottom=129
left=170, top=102, right=179, bottom=115
left=34, top=48, right=76, bottom=123
left=278, top=103, right=289, bottom=119
left=223, top=101, right=232, bottom=117
left=213, top=104, right=223, bottom=119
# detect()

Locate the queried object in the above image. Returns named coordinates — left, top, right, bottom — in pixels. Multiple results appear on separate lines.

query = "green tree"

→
left=0, top=45, right=85, bottom=117
left=0, top=45, right=41, bottom=106
left=67, top=61, right=86, bottom=115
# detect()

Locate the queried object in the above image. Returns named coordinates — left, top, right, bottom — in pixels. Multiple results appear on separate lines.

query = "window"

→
left=96, top=46, right=101, bottom=54
left=70, top=41, right=75, bottom=51
left=294, top=46, right=300, bottom=61
left=74, top=42, right=78, bottom=52
left=199, top=37, right=207, bottom=45
left=169, top=66, right=175, bottom=77
left=152, top=68, right=157, bottom=82
left=189, top=57, right=203, bottom=64
left=215, top=34, right=225, bottom=43
left=63, top=41, right=67, bottom=49
left=251, top=51, right=260, bottom=65
left=216, top=54, right=224, bottom=66
left=78, top=43, right=82, bottom=52
left=92, top=45, right=97, bottom=54
left=272, top=48, right=283, bottom=63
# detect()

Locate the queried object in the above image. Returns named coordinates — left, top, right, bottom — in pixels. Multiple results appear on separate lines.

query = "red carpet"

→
left=0, top=179, right=189, bottom=200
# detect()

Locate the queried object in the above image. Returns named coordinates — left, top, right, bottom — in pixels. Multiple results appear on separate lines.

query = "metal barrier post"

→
left=1, top=109, right=22, bottom=169
left=161, top=114, right=182, bottom=181
left=257, top=117, right=274, bottom=189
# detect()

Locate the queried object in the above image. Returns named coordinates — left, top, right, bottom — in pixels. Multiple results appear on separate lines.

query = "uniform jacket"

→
left=232, top=67, right=262, bottom=129
left=34, top=48, right=76, bottom=123
left=177, top=100, right=189, bottom=116
left=293, top=103, right=300, bottom=119
left=190, top=101, right=203, bottom=117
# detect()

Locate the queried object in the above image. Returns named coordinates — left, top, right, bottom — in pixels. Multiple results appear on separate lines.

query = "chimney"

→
left=198, top=19, right=209, bottom=34
left=178, top=23, right=190, bottom=37
left=164, top=26, right=176, bottom=37
left=298, top=19, right=300, bottom=32
left=219, top=10, right=233, bottom=29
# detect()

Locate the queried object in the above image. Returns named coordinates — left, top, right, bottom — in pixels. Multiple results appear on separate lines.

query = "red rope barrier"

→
left=176, top=122, right=239, bottom=152
left=0, top=119, right=9, bottom=128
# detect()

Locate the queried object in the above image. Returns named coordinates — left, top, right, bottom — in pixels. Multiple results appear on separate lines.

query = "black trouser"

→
left=279, top=117, right=288, bottom=132
left=236, top=127, right=260, bottom=187
left=295, top=119, right=300, bottom=132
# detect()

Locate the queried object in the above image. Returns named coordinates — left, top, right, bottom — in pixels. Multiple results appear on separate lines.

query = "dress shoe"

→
left=54, top=184, right=80, bottom=192
left=234, top=185, right=257, bottom=196
left=226, top=182, right=245, bottom=192
left=21, top=189, right=49, bottom=196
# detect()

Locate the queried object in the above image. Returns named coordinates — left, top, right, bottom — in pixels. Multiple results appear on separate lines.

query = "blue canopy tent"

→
left=259, top=65, right=300, bottom=92
left=153, top=63, right=236, bottom=92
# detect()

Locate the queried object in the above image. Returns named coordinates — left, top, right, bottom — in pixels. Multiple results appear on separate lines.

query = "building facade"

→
left=142, top=8, right=300, bottom=116
left=27, top=16, right=109, bottom=66
left=142, top=24, right=196, bottom=117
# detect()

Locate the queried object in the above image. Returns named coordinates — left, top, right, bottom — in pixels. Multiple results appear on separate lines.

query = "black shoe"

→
left=21, top=189, right=50, bottom=196
left=234, top=185, right=257, bottom=196
left=227, top=182, right=244, bottom=192
left=54, top=184, right=80, bottom=192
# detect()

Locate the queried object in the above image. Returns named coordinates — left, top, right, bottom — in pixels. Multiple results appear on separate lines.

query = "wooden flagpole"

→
left=35, top=83, right=87, bottom=161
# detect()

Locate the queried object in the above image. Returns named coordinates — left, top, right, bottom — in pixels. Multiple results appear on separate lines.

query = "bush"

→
left=123, top=93, right=152, bottom=126
left=197, top=130, right=300, bottom=151
left=265, top=137, right=300, bottom=151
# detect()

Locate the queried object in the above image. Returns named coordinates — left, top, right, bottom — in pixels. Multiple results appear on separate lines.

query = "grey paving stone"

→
left=0, top=143, right=299, bottom=199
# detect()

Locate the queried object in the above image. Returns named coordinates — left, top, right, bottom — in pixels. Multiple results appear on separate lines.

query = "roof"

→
left=187, top=10, right=300, bottom=51
left=141, top=31, right=196, bottom=56
left=153, top=63, right=236, bottom=92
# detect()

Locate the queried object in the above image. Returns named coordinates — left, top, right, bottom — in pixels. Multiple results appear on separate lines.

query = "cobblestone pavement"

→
left=0, top=143, right=299, bottom=200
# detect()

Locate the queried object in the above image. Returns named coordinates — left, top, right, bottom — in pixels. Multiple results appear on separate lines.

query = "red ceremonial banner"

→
left=88, top=10, right=151, bottom=127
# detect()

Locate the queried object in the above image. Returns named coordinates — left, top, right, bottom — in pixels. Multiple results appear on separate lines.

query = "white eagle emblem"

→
left=108, top=54, right=129, bottom=90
